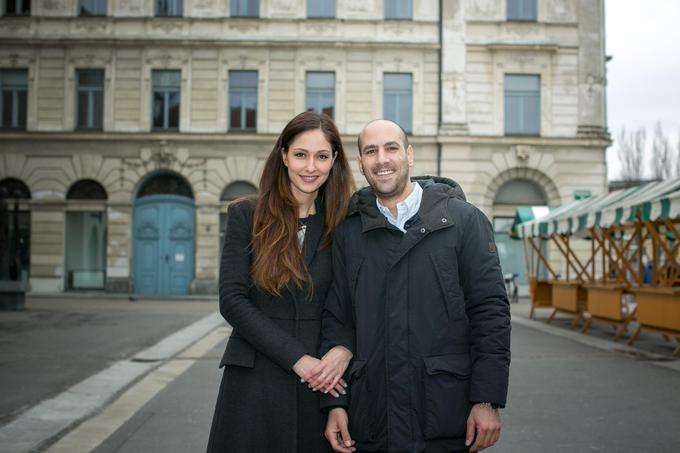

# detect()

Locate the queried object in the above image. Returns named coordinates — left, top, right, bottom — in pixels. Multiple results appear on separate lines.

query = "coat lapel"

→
left=302, top=204, right=325, bottom=267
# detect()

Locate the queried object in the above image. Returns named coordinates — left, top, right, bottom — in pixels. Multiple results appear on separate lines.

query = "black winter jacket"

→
left=321, top=176, right=511, bottom=453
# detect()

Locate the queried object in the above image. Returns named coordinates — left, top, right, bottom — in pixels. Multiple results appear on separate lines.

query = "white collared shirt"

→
left=376, top=182, right=423, bottom=232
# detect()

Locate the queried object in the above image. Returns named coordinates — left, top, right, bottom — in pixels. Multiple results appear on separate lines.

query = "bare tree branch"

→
left=618, top=127, right=645, bottom=181
left=650, top=121, right=672, bottom=180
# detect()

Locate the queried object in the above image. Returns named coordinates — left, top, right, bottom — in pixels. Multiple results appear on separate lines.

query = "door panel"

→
left=134, top=195, right=194, bottom=296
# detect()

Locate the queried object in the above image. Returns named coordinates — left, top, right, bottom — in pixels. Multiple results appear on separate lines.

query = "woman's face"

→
left=281, top=128, right=336, bottom=203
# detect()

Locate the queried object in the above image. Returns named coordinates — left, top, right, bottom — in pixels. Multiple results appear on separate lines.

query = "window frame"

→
left=228, top=70, right=258, bottom=132
left=151, top=69, right=181, bottom=131
left=384, top=0, right=412, bottom=20
left=78, top=0, right=107, bottom=16
left=75, top=69, right=104, bottom=131
left=305, top=71, right=336, bottom=119
left=231, top=0, right=259, bottom=17
left=504, top=74, right=541, bottom=136
left=506, top=0, right=537, bottom=22
left=3, top=0, right=30, bottom=16
left=307, top=0, right=335, bottom=19
left=0, top=68, right=28, bottom=131
left=383, top=72, right=413, bottom=134
left=154, top=0, right=183, bottom=17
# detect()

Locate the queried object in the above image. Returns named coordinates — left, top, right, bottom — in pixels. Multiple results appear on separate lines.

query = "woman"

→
left=207, top=112, right=355, bottom=453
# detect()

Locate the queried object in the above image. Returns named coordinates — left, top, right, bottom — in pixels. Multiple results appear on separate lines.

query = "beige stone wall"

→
left=0, top=0, right=609, bottom=294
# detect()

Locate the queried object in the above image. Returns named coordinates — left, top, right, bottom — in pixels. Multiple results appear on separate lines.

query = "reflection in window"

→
left=4, top=0, right=30, bottom=16
left=79, top=0, right=106, bottom=16
left=229, top=71, right=257, bottom=131
left=76, top=69, right=104, bottom=130
left=231, top=0, right=258, bottom=17
left=0, top=178, right=31, bottom=282
left=152, top=70, right=181, bottom=130
left=385, top=0, right=412, bottom=19
left=308, top=0, right=335, bottom=18
left=504, top=74, right=540, bottom=136
left=507, top=0, right=537, bottom=21
left=305, top=72, right=335, bottom=119
left=0, top=69, right=28, bottom=130
left=383, top=73, right=413, bottom=133
left=155, top=0, right=183, bottom=17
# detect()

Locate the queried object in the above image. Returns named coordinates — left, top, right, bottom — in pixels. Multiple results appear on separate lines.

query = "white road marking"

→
left=45, top=326, right=230, bottom=453
left=0, top=312, right=224, bottom=453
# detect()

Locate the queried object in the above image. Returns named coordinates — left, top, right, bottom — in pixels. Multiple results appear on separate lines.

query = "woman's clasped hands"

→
left=292, top=345, right=353, bottom=397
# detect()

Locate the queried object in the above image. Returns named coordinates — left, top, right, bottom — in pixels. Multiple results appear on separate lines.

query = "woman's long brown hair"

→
left=251, top=111, right=354, bottom=297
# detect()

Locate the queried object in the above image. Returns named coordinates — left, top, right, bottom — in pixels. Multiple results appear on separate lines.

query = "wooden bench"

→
left=581, top=283, right=634, bottom=341
left=628, top=287, right=680, bottom=356
left=547, top=280, right=587, bottom=328
left=529, top=278, right=552, bottom=319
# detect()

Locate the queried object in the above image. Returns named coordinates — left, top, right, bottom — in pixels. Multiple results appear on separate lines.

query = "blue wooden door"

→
left=133, top=195, right=195, bottom=296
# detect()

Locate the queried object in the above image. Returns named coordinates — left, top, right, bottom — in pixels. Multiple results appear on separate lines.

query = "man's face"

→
left=357, top=120, right=414, bottom=201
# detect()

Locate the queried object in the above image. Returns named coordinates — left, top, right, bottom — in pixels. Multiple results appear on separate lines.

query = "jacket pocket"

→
left=219, top=336, right=255, bottom=369
left=421, top=353, right=472, bottom=440
left=347, top=360, right=376, bottom=442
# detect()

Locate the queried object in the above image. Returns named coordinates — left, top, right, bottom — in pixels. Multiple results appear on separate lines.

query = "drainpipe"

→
left=437, top=0, right=443, bottom=177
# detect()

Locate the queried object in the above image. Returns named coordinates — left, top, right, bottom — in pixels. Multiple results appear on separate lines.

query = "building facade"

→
left=0, top=0, right=609, bottom=295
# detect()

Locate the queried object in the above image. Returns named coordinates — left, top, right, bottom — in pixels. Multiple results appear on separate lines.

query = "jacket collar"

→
left=301, top=197, right=325, bottom=266
left=348, top=176, right=466, bottom=233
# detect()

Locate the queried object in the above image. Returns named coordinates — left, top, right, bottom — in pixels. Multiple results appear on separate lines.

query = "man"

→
left=320, top=119, right=511, bottom=453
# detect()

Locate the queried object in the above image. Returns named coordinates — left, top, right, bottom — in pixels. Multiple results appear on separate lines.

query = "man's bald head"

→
left=357, top=119, right=409, bottom=155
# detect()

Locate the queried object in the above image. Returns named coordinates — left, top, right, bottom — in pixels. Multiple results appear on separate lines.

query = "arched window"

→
left=0, top=178, right=31, bottom=199
left=67, top=179, right=108, bottom=200
left=0, top=178, right=31, bottom=281
left=137, top=172, right=193, bottom=199
left=221, top=180, right=257, bottom=201
left=65, top=180, right=107, bottom=290
left=493, top=178, right=547, bottom=206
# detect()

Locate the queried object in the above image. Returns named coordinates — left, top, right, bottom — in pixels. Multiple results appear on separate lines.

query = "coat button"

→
left=420, top=227, right=426, bottom=233
left=441, top=218, right=448, bottom=223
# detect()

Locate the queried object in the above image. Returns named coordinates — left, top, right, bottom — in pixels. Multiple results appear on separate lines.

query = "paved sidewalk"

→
left=4, top=298, right=680, bottom=452
left=0, top=295, right=218, bottom=452
left=46, top=301, right=680, bottom=453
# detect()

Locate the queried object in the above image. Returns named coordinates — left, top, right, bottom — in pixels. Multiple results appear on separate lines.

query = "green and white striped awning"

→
left=513, top=177, right=680, bottom=239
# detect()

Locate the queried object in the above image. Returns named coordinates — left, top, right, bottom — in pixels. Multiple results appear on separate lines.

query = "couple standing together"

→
left=207, top=112, right=511, bottom=453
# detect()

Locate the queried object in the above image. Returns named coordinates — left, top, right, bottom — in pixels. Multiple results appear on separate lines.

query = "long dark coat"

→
left=207, top=199, right=332, bottom=453
left=321, top=177, right=511, bottom=453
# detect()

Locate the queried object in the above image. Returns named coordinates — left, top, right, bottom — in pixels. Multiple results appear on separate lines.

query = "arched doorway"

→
left=493, top=178, right=548, bottom=285
left=219, top=181, right=258, bottom=254
left=0, top=178, right=31, bottom=282
left=65, top=179, right=108, bottom=290
left=133, top=172, right=195, bottom=296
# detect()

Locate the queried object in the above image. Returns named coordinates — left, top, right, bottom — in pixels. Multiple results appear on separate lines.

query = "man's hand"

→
left=306, top=345, right=352, bottom=394
left=324, top=408, right=356, bottom=453
left=465, top=403, right=501, bottom=452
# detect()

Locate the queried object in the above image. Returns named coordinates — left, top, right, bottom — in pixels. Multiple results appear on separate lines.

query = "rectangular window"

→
left=229, top=70, right=257, bottom=131
left=65, top=211, right=106, bottom=290
left=231, top=0, right=259, bottom=17
left=507, top=0, right=537, bottom=21
left=155, top=0, right=182, bottom=17
left=79, top=0, right=106, bottom=16
left=76, top=69, right=104, bottom=131
left=307, top=0, right=335, bottom=18
left=0, top=69, right=28, bottom=130
left=383, top=73, right=413, bottom=133
left=504, top=74, right=540, bottom=136
left=385, top=0, right=412, bottom=20
left=305, top=72, right=335, bottom=119
left=4, top=0, right=30, bottom=15
left=152, top=70, right=181, bottom=130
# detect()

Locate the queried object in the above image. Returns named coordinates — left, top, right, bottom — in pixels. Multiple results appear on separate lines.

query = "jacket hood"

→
left=348, top=175, right=466, bottom=216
